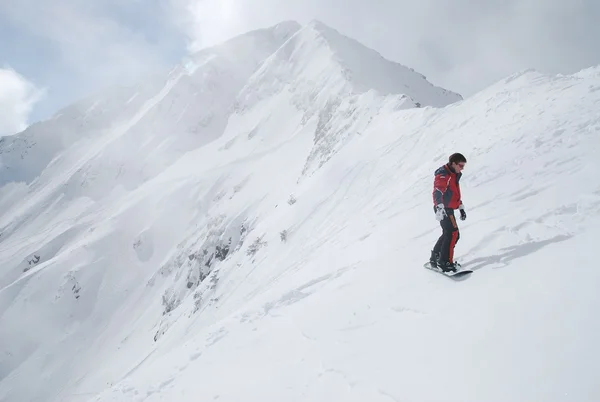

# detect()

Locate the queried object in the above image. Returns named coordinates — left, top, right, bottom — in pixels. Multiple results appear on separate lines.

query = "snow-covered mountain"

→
left=0, top=21, right=302, bottom=192
left=1, top=19, right=600, bottom=402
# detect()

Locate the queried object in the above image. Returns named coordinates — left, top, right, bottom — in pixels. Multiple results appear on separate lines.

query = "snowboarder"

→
left=430, top=153, right=467, bottom=272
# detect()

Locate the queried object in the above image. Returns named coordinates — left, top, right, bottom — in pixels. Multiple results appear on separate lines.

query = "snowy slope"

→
left=0, top=21, right=302, bottom=291
left=76, top=65, right=598, bottom=402
left=0, top=21, right=301, bottom=191
left=0, top=77, right=164, bottom=187
left=1, top=19, right=600, bottom=402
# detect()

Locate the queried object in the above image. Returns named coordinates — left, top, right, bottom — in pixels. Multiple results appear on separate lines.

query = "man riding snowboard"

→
left=430, top=153, right=467, bottom=272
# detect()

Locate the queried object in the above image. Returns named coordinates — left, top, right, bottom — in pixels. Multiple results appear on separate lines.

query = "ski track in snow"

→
left=1, top=21, right=600, bottom=402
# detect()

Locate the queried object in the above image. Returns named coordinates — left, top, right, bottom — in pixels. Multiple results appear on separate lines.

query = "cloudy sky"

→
left=1, top=0, right=598, bottom=135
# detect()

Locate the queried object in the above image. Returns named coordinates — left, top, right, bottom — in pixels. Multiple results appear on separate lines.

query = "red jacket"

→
left=432, top=164, right=462, bottom=209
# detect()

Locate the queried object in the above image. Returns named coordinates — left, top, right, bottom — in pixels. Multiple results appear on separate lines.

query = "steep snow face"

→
left=0, top=78, right=167, bottom=187
left=0, top=21, right=302, bottom=191
left=60, top=23, right=303, bottom=200
left=0, top=22, right=302, bottom=260
left=130, top=20, right=302, bottom=153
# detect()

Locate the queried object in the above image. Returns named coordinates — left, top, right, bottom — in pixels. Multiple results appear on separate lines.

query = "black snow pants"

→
left=432, top=208, right=460, bottom=263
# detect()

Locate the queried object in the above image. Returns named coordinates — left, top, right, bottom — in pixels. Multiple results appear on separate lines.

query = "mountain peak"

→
left=302, top=20, right=462, bottom=105
left=236, top=19, right=461, bottom=113
left=305, top=19, right=333, bottom=32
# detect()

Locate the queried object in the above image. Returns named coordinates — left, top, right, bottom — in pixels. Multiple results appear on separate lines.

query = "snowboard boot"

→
left=438, top=260, right=459, bottom=273
left=429, top=250, right=440, bottom=268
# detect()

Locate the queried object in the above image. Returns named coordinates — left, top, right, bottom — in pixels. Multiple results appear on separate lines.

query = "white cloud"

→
left=0, top=67, right=44, bottom=136
left=167, top=0, right=244, bottom=52
left=3, top=1, right=180, bottom=105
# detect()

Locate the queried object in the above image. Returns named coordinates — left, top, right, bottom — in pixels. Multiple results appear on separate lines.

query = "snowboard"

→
left=423, top=262, right=472, bottom=278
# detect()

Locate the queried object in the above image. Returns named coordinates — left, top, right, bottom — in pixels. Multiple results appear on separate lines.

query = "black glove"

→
left=459, top=203, right=467, bottom=221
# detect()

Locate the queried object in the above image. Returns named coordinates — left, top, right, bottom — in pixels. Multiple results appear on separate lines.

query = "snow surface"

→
left=1, top=20, right=600, bottom=402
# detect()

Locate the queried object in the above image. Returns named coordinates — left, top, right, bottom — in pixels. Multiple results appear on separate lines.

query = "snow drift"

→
left=1, top=20, right=599, bottom=402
